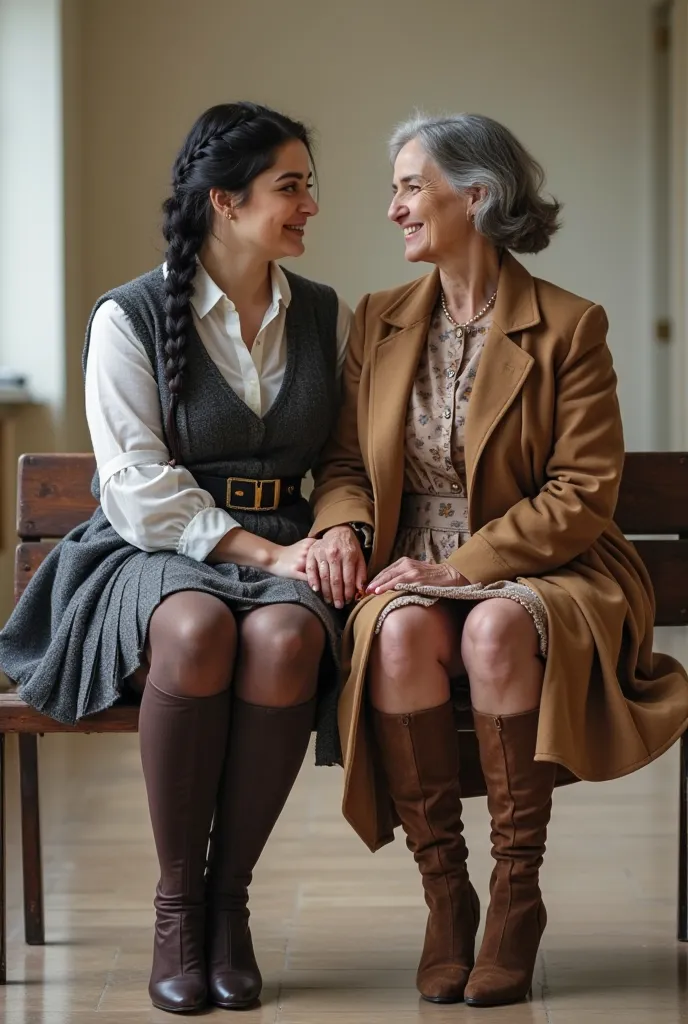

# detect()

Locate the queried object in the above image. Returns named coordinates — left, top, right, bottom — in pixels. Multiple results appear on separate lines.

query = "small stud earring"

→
left=224, top=210, right=232, bottom=221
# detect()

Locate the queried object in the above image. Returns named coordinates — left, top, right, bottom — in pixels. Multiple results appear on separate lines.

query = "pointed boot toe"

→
left=207, top=908, right=262, bottom=1009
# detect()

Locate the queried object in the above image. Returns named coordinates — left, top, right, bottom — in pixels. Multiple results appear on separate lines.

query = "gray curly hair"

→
left=389, top=113, right=561, bottom=254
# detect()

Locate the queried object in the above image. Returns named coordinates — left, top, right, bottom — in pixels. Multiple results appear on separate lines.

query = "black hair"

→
left=161, top=102, right=314, bottom=463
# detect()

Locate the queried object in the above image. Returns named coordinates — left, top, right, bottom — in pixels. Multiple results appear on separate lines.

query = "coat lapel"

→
left=463, top=254, right=539, bottom=499
left=463, top=325, right=534, bottom=499
left=369, top=271, right=440, bottom=562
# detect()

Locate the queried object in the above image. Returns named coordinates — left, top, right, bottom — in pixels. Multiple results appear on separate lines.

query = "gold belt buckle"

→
left=226, top=477, right=281, bottom=511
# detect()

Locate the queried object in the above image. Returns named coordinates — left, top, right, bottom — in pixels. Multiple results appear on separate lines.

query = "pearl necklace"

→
left=441, top=288, right=497, bottom=340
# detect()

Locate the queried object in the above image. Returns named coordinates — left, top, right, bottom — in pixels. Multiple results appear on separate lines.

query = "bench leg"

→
left=680, top=731, right=688, bottom=942
left=1, top=733, right=6, bottom=983
left=19, top=735, right=44, bottom=945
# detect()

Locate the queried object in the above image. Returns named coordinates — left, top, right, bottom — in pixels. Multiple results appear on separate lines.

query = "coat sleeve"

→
left=310, top=294, right=375, bottom=535
left=448, top=304, right=625, bottom=584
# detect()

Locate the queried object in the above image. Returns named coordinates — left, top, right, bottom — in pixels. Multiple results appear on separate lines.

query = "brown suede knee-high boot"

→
left=139, top=679, right=231, bottom=1014
left=465, top=708, right=556, bottom=1008
left=206, top=696, right=316, bottom=1009
left=373, top=702, right=480, bottom=1003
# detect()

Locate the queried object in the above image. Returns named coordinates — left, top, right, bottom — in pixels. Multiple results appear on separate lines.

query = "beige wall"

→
left=75, top=0, right=658, bottom=455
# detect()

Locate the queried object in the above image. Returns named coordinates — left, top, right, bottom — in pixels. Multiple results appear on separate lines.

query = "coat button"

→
left=451, top=483, right=460, bottom=491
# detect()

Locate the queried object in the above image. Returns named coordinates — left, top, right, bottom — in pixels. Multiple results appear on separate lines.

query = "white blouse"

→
left=85, top=261, right=352, bottom=562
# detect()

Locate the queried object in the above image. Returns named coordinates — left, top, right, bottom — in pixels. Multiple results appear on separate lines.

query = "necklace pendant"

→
left=455, top=326, right=464, bottom=341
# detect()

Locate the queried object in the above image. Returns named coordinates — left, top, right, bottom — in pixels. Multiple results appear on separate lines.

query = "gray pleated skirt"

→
left=0, top=504, right=341, bottom=766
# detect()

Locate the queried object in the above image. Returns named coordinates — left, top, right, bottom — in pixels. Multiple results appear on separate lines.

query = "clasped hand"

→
left=307, top=528, right=468, bottom=607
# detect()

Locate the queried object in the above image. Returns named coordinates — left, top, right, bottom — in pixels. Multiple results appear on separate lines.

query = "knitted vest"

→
left=83, top=265, right=340, bottom=498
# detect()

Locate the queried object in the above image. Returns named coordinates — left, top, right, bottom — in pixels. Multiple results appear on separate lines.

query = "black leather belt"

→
left=194, top=473, right=302, bottom=512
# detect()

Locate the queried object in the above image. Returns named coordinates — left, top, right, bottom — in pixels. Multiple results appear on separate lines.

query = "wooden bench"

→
left=1, top=451, right=688, bottom=983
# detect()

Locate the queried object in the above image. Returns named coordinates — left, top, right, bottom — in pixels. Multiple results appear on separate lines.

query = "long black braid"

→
left=160, top=102, right=314, bottom=464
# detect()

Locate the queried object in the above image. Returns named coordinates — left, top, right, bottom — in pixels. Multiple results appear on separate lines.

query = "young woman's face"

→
left=227, top=139, right=319, bottom=260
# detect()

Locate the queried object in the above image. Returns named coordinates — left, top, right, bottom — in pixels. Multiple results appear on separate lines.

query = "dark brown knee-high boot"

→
left=373, top=702, right=480, bottom=1003
left=139, top=680, right=231, bottom=1014
left=465, top=709, right=556, bottom=1008
left=206, top=696, right=316, bottom=1009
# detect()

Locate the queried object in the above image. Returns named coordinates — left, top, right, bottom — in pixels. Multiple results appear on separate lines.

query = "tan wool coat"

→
left=311, top=253, right=688, bottom=854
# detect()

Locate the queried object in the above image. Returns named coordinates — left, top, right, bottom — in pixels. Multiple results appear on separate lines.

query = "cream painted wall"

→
left=76, top=0, right=658, bottom=454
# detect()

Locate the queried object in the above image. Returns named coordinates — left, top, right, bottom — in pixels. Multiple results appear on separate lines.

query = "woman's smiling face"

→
left=388, top=136, right=474, bottom=264
left=226, top=139, right=319, bottom=261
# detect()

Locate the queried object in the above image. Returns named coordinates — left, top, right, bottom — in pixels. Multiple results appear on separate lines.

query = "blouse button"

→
left=451, top=483, right=460, bottom=491
left=446, top=369, right=456, bottom=379
left=444, top=409, right=451, bottom=419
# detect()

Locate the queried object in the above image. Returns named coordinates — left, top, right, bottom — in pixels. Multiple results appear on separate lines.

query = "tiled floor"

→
left=3, top=625, right=688, bottom=1022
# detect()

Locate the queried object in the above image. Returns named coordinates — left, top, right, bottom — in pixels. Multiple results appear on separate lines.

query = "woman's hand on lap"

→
left=366, top=558, right=469, bottom=594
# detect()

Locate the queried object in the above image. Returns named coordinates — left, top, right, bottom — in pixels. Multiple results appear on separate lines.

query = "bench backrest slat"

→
left=17, top=453, right=97, bottom=540
left=14, top=541, right=57, bottom=604
left=614, top=452, right=688, bottom=535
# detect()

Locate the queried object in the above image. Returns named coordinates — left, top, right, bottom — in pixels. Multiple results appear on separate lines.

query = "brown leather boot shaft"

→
left=139, top=681, right=231, bottom=1014
left=206, top=697, right=316, bottom=1009
left=373, top=701, right=480, bottom=1003
left=465, top=708, right=556, bottom=1007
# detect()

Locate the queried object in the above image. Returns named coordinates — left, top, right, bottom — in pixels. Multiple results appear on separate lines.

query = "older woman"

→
left=307, top=113, right=688, bottom=1008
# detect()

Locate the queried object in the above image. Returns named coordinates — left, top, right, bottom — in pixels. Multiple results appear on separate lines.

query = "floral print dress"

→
left=375, top=302, right=548, bottom=658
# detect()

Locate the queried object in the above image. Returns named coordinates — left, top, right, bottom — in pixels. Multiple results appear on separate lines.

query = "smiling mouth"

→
left=403, top=225, right=422, bottom=237
left=285, top=225, right=305, bottom=234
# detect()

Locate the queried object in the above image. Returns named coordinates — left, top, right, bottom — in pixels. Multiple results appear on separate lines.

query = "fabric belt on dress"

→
left=399, top=493, right=470, bottom=533
left=194, top=473, right=302, bottom=512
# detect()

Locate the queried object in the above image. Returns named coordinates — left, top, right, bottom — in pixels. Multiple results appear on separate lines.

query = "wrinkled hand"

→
left=268, top=538, right=316, bottom=581
left=306, top=525, right=368, bottom=608
left=366, top=558, right=469, bottom=595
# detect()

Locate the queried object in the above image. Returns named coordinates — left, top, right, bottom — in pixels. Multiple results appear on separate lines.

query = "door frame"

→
left=669, top=0, right=688, bottom=448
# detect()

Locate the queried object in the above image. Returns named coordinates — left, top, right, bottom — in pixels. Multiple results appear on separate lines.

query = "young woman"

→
left=0, top=102, right=351, bottom=1014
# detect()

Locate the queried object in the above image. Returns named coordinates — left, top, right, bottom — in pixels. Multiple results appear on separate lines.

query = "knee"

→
left=461, top=600, right=538, bottom=683
left=149, top=594, right=237, bottom=695
left=175, top=602, right=237, bottom=666
left=242, top=607, right=325, bottom=671
left=237, top=607, right=325, bottom=706
left=372, top=606, right=448, bottom=680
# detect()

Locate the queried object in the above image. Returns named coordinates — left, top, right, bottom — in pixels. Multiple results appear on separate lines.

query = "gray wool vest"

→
left=83, top=265, right=340, bottom=500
